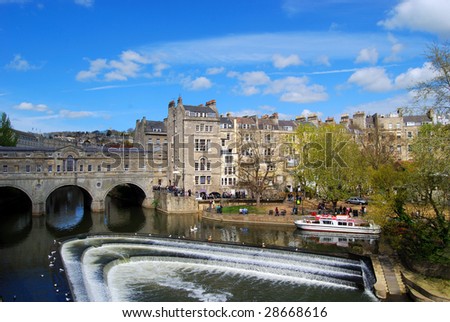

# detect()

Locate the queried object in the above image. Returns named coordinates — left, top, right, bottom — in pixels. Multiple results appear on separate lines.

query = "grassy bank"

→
left=220, top=205, right=267, bottom=215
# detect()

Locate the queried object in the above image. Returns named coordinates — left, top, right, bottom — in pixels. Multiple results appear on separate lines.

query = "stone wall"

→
left=154, top=190, right=198, bottom=214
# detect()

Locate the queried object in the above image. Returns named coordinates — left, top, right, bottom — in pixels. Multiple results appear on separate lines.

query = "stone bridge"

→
left=0, top=146, right=166, bottom=215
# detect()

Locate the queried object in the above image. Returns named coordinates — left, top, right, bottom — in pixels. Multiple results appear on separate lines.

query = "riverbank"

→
left=202, top=212, right=301, bottom=226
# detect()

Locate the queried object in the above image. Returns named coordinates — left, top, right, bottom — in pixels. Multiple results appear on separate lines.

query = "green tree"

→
left=410, top=124, right=449, bottom=219
left=378, top=124, right=450, bottom=265
left=408, top=123, right=450, bottom=260
left=295, top=123, right=367, bottom=210
left=367, top=162, right=410, bottom=226
left=0, top=112, right=18, bottom=146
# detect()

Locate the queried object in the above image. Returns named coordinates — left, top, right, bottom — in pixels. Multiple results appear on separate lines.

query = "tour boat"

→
left=294, top=214, right=381, bottom=234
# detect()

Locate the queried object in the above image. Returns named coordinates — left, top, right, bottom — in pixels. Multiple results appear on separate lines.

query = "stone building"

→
left=134, top=97, right=442, bottom=199
left=165, top=97, right=222, bottom=198
left=134, top=117, right=168, bottom=186
left=134, top=98, right=301, bottom=199
left=348, top=109, right=435, bottom=161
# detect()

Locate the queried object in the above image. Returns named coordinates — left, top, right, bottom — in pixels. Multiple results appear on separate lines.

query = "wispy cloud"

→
left=13, top=101, right=106, bottom=120
left=355, top=48, right=379, bottom=65
left=14, top=102, right=52, bottom=113
left=309, top=68, right=359, bottom=75
left=76, top=50, right=165, bottom=82
left=83, top=81, right=161, bottom=91
left=182, top=76, right=212, bottom=91
left=74, top=0, right=94, bottom=7
left=206, top=66, right=225, bottom=75
left=5, top=54, right=40, bottom=71
left=59, top=109, right=96, bottom=118
left=0, top=0, right=30, bottom=4
left=228, top=70, right=328, bottom=103
left=139, top=31, right=425, bottom=67
left=272, top=54, right=303, bottom=69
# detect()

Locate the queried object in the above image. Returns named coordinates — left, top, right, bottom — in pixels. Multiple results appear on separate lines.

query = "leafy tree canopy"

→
left=0, top=112, right=18, bottom=147
left=294, top=123, right=367, bottom=207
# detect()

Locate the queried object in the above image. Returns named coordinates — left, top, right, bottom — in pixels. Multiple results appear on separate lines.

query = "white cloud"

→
left=355, top=48, right=379, bottom=65
left=152, top=62, right=169, bottom=77
left=74, top=0, right=94, bottom=7
left=105, top=51, right=150, bottom=81
left=59, top=110, right=96, bottom=118
left=5, top=54, right=38, bottom=71
left=348, top=67, right=393, bottom=92
left=314, top=55, right=331, bottom=67
left=206, top=67, right=225, bottom=75
left=14, top=102, right=52, bottom=113
left=384, top=33, right=404, bottom=63
left=13, top=101, right=102, bottom=121
left=182, top=76, right=212, bottom=91
left=394, top=62, right=437, bottom=89
left=265, top=76, right=328, bottom=103
left=272, top=54, right=303, bottom=69
left=229, top=71, right=328, bottom=103
left=281, top=0, right=303, bottom=16
left=348, top=63, right=438, bottom=92
left=228, top=71, right=271, bottom=95
left=379, top=0, right=450, bottom=38
left=76, top=50, right=157, bottom=82
left=237, top=71, right=271, bottom=86
left=76, top=58, right=108, bottom=81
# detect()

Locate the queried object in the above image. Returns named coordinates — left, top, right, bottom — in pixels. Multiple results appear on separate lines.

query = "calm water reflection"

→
left=0, top=186, right=379, bottom=302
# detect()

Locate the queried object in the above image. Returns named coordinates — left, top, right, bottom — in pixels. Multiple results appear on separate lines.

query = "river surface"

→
left=0, top=187, right=379, bottom=302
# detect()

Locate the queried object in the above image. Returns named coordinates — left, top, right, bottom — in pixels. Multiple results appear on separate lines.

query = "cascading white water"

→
left=60, top=235, right=378, bottom=302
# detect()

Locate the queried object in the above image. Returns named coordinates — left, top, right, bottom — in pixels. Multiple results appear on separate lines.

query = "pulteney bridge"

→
left=0, top=145, right=167, bottom=215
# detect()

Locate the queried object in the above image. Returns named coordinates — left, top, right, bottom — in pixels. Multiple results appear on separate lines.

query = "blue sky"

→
left=1, top=0, right=449, bottom=133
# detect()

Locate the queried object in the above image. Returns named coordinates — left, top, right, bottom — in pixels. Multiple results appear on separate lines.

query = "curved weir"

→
left=60, top=235, right=378, bottom=302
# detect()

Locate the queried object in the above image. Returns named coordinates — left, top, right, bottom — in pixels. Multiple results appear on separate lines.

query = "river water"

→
left=0, top=187, right=379, bottom=302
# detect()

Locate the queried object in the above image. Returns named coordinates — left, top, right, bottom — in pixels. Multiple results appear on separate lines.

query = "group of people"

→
left=152, top=185, right=192, bottom=197
left=317, top=203, right=367, bottom=217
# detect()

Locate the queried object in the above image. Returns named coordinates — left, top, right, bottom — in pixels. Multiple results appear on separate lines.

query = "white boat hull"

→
left=294, top=220, right=381, bottom=234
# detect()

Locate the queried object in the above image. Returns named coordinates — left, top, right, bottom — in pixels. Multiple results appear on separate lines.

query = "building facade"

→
left=348, top=109, right=434, bottom=161
left=135, top=98, right=301, bottom=199
left=135, top=97, right=441, bottom=199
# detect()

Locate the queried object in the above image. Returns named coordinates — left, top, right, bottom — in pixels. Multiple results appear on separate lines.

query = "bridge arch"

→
left=0, top=185, right=33, bottom=207
left=0, top=186, right=33, bottom=245
left=103, top=182, right=147, bottom=207
left=45, top=185, right=94, bottom=234
left=45, top=184, right=94, bottom=214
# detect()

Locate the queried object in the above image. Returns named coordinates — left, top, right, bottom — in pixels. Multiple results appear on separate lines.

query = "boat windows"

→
left=322, top=220, right=332, bottom=225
